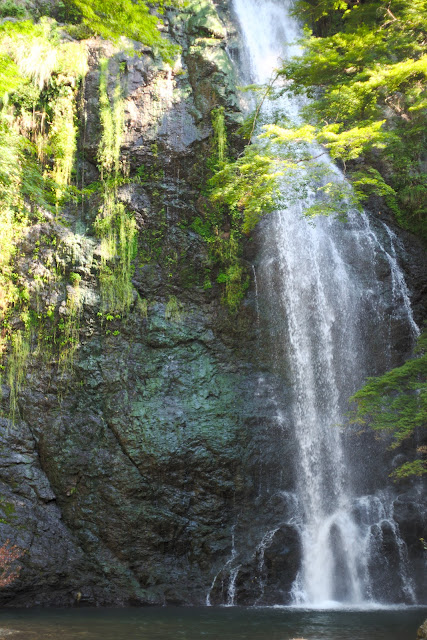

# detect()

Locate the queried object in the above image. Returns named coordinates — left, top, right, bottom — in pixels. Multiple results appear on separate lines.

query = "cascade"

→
left=231, top=0, right=420, bottom=607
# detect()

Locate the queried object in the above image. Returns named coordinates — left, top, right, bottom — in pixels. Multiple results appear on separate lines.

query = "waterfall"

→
left=232, top=0, right=419, bottom=607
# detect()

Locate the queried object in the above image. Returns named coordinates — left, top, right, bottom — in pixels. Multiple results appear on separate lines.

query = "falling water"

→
left=232, top=0, right=419, bottom=606
left=206, top=526, right=239, bottom=606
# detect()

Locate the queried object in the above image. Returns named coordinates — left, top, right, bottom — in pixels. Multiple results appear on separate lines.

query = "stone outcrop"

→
left=418, top=619, right=427, bottom=640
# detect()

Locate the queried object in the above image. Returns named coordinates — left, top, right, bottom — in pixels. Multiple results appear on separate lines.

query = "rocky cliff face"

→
left=0, top=0, right=273, bottom=606
left=0, top=0, right=426, bottom=607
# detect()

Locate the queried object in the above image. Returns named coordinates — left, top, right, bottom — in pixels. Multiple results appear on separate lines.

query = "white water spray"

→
left=232, top=0, right=418, bottom=606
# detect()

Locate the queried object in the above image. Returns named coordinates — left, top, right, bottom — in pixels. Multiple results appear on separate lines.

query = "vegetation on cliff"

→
left=285, top=0, right=427, bottom=239
left=0, top=16, right=88, bottom=417
left=0, top=1, right=183, bottom=420
left=192, top=106, right=250, bottom=311
left=0, top=0, right=246, bottom=430
left=96, top=57, right=137, bottom=314
left=210, top=0, right=426, bottom=240
left=350, top=331, right=427, bottom=479
left=57, top=0, right=184, bottom=61
left=0, top=0, right=424, bottom=438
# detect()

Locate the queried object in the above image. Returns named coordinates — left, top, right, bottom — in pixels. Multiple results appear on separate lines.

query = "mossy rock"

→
left=187, top=0, right=226, bottom=39
left=189, top=38, right=233, bottom=76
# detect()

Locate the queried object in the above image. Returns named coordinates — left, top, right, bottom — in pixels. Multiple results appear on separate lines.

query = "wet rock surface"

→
left=0, top=0, right=275, bottom=607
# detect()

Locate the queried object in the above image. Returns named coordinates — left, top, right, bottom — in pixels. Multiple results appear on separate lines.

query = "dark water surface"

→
left=0, top=607, right=425, bottom=640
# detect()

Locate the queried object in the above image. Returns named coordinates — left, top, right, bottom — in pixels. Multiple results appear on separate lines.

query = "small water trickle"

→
left=381, top=223, right=420, bottom=338
left=252, top=264, right=260, bottom=325
left=226, top=565, right=241, bottom=606
left=206, top=525, right=238, bottom=606
left=254, top=528, right=280, bottom=603
left=206, top=570, right=219, bottom=607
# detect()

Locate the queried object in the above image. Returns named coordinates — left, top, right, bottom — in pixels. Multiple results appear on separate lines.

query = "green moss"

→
left=0, top=53, right=25, bottom=96
left=136, top=296, right=149, bottom=319
left=0, top=109, right=37, bottom=358
left=186, top=0, right=226, bottom=38
left=211, top=106, right=226, bottom=164
left=0, top=1, right=28, bottom=19
left=0, top=17, right=89, bottom=410
left=98, top=58, right=123, bottom=178
left=97, top=198, right=137, bottom=314
left=1, top=18, right=87, bottom=96
left=165, top=295, right=184, bottom=322
left=95, top=59, right=137, bottom=315
left=69, top=272, right=81, bottom=286
left=50, top=88, right=79, bottom=207
left=6, top=329, right=30, bottom=423
left=189, top=109, right=250, bottom=313
left=58, top=285, right=82, bottom=373
left=0, top=497, right=17, bottom=524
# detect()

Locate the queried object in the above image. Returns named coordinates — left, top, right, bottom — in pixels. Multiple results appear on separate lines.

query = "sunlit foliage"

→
left=0, top=16, right=87, bottom=415
left=282, top=0, right=427, bottom=238
left=62, top=0, right=184, bottom=60
left=0, top=0, right=180, bottom=413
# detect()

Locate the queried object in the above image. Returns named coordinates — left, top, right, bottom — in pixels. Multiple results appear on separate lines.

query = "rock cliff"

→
left=0, top=0, right=425, bottom=607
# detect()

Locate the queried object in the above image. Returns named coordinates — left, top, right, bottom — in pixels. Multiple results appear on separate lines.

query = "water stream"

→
left=231, top=0, right=419, bottom=607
